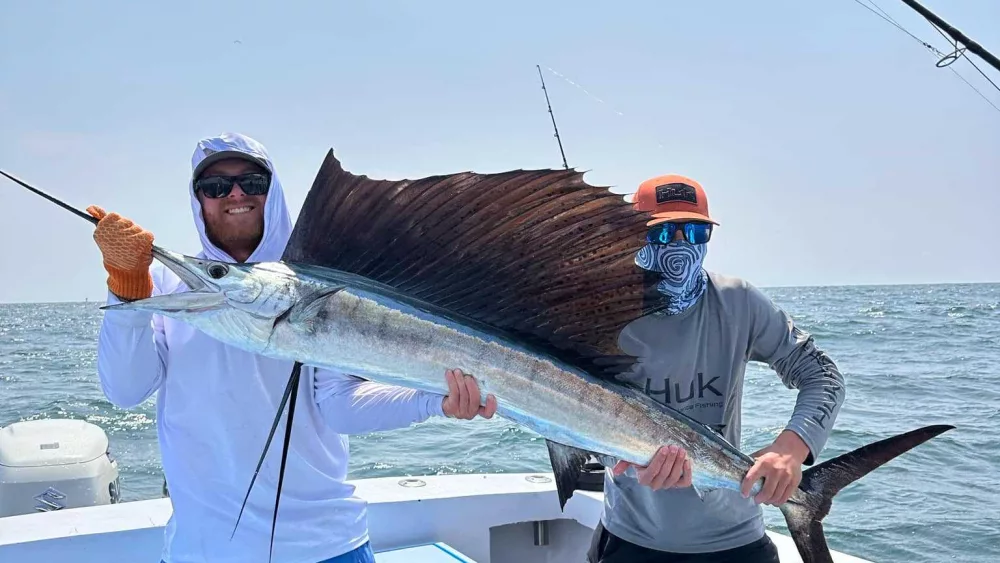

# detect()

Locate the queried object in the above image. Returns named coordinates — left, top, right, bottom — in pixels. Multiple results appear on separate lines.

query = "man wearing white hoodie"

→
left=85, top=133, right=497, bottom=563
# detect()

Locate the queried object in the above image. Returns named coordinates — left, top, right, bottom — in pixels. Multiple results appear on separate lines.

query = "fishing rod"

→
left=536, top=64, right=570, bottom=170
left=898, top=0, right=1000, bottom=73
left=0, top=169, right=100, bottom=226
left=0, top=168, right=172, bottom=258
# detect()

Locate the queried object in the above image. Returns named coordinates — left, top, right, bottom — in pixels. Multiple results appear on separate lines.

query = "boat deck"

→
left=0, top=472, right=871, bottom=562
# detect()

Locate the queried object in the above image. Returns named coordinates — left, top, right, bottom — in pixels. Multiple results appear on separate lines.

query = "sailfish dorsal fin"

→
left=281, top=150, right=667, bottom=377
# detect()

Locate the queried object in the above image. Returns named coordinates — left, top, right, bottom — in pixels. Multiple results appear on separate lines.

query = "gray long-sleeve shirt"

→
left=599, top=272, right=846, bottom=553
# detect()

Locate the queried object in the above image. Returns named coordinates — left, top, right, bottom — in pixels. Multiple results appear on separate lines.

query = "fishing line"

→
left=543, top=66, right=625, bottom=117
left=853, top=0, right=940, bottom=53
left=540, top=65, right=669, bottom=155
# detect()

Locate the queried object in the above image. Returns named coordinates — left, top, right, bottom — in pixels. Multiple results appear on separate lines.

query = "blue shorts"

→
left=319, top=542, right=375, bottom=563
left=160, top=541, right=375, bottom=563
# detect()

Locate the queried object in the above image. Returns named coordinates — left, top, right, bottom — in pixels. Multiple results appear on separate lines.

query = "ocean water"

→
left=1, top=283, right=998, bottom=562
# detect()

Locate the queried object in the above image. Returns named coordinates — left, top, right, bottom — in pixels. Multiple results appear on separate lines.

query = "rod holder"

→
left=533, top=520, right=549, bottom=546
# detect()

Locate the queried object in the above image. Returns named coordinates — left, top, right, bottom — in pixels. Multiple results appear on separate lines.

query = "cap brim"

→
left=647, top=211, right=719, bottom=226
left=192, top=151, right=269, bottom=179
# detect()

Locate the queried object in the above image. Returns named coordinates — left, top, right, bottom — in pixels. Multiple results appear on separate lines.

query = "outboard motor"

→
left=0, top=419, right=120, bottom=517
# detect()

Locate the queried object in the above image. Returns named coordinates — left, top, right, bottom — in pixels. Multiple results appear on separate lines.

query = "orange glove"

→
left=86, top=205, right=154, bottom=301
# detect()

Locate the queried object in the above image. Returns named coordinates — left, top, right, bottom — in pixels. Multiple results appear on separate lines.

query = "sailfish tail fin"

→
left=779, top=424, right=954, bottom=563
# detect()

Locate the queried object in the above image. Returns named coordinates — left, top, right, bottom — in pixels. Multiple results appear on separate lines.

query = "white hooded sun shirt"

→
left=96, top=133, right=446, bottom=563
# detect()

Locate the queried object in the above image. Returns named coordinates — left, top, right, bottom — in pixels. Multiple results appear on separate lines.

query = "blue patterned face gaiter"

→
left=635, top=241, right=708, bottom=315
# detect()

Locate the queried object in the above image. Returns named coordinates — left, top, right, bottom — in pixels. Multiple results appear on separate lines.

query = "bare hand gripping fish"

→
left=1, top=158, right=953, bottom=563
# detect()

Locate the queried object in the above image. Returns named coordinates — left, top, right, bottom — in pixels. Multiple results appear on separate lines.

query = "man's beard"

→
left=205, top=221, right=264, bottom=257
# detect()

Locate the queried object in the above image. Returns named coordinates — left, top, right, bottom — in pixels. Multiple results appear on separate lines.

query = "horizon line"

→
left=1, top=279, right=998, bottom=306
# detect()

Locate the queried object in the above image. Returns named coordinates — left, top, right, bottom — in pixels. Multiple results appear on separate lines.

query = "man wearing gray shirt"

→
left=587, top=174, right=846, bottom=563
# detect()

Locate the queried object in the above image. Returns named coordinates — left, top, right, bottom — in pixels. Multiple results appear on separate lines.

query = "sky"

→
left=1, top=0, right=998, bottom=303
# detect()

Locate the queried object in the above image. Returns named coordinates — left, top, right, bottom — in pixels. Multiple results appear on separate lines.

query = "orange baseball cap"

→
left=629, top=174, right=718, bottom=226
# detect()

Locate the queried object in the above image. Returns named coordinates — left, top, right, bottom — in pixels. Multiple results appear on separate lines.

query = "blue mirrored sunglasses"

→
left=646, top=222, right=713, bottom=245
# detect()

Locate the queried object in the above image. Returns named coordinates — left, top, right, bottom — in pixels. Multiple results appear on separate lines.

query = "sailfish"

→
left=1, top=155, right=953, bottom=563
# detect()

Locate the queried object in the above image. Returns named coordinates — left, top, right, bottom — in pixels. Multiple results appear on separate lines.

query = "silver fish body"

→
left=159, top=257, right=761, bottom=497
left=269, top=277, right=758, bottom=496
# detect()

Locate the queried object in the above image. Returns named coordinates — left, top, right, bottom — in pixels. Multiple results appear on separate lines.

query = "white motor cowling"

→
left=0, top=418, right=121, bottom=517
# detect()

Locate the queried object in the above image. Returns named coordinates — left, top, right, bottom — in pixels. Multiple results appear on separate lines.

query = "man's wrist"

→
left=774, top=430, right=811, bottom=464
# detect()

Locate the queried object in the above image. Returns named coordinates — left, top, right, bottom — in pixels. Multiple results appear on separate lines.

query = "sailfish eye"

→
left=208, top=263, right=229, bottom=279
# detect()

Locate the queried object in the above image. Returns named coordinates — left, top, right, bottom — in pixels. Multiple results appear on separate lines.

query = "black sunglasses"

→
left=194, top=172, right=271, bottom=199
left=646, top=222, right=713, bottom=245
